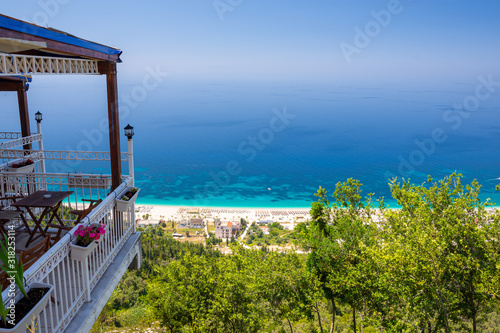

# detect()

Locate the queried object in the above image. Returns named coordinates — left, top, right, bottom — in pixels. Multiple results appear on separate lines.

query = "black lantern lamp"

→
left=35, top=111, right=43, bottom=123
left=124, top=124, right=134, bottom=140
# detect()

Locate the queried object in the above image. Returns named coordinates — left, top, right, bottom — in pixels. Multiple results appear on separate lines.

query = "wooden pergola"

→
left=0, top=14, right=123, bottom=191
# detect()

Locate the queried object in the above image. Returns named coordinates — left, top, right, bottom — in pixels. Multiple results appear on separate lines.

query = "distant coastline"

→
left=134, top=204, right=311, bottom=226
left=135, top=200, right=500, bottom=211
left=133, top=203, right=500, bottom=227
left=136, top=201, right=311, bottom=210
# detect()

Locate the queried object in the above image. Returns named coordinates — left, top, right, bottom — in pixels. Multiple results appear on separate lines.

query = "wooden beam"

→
left=17, top=80, right=32, bottom=150
left=0, top=27, right=120, bottom=63
left=104, top=62, right=122, bottom=191
left=0, top=81, right=19, bottom=91
left=0, top=77, right=29, bottom=91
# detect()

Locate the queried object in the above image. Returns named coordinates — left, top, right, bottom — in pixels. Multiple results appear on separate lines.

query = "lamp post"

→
left=35, top=111, right=46, bottom=173
left=124, top=124, right=135, bottom=185
left=34, top=111, right=42, bottom=123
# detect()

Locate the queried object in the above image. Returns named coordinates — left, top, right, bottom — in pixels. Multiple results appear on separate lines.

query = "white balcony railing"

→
left=0, top=54, right=100, bottom=77
left=0, top=133, right=43, bottom=150
left=0, top=132, right=139, bottom=332
left=0, top=131, right=130, bottom=212
left=0, top=171, right=113, bottom=213
left=0, top=132, right=22, bottom=140
left=0, top=149, right=128, bottom=162
left=1, top=175, right=137, bottom=333
left=0, top=133, right=128, bottom=168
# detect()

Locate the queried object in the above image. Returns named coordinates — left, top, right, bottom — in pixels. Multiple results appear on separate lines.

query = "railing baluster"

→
left=60, top=256, right=68, bottom=313
left=56, top=264, right=65, bottom=320
left=51, top=269, right=61, bottom=328
left=78, top=258, right=83, bottom=300
left=67, top=257, right=75, bottom=302
left=42, top=298, right=49, bottom=332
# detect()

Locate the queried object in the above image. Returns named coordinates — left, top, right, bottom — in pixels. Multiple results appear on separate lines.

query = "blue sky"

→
left=2, top=0, right=500, bottom=84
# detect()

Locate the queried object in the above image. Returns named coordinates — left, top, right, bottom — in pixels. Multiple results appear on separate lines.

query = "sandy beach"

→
left=134, top=204, right=500, bottom=229
left=134, top=204, right=311, bottom=228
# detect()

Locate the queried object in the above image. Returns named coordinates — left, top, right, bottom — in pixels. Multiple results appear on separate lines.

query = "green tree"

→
left=146, top=253, right=216, bottom=331
left=240, top=218, right=248, bottom=229
left=377, top=174, right=500, bottom=332
left=296, top=179, right=378, bottom=333
left=145, top=249, right=262, bottom=332
left=254, top=251, right=319, bottom=332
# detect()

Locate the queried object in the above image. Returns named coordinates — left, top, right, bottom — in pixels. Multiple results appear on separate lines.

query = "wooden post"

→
left=101, top=62, right=122, bottom=191
left=17, top=81, right=32, bottom=151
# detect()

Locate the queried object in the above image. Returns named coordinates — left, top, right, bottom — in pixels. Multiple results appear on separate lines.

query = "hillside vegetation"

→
left=92, top=174, right=500, bottom=332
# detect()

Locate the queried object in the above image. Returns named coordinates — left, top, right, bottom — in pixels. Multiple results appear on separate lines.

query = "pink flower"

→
left=74, top=223, right=106, bottom=247
left=75, top=229, right=84, bottom=237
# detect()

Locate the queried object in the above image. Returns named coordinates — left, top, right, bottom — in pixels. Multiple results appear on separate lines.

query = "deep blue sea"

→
left=3, top=78, right=499, bottom=208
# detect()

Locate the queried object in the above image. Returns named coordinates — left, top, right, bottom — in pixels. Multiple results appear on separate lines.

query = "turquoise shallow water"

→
left=17, top=80, right=500, bottom=208
left=128, top=81, right=500, bottom=208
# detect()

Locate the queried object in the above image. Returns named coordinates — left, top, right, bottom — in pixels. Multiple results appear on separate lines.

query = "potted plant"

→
left=0, top=233, right=53, bottom=332
left=116, top=187, right=140, bottom=212
left=70, top=223, right=107, bottom=261
left=6, top=160, right=35, bottom=174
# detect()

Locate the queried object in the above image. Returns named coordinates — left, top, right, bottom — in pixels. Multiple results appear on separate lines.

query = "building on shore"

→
left=189, top=218, right=204, bottom=228
left=259, top=226, right=270, bottom=235
left=228, top=220, right=241, bottom=230
left=137, top=220, right=159, bottom=228
left=215, top=219, right=240, bottom=239
left=215, top=225, right=233, bottom=239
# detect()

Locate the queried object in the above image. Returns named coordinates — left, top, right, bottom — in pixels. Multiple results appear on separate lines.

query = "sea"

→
left=3, top=78, right=500, bottom=208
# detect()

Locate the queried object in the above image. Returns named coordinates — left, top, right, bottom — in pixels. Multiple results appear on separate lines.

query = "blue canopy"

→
left=0, top=14, right=121, bottom=59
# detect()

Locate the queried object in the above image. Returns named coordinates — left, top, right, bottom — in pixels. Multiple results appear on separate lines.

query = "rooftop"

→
left=0, top=14, right=121, bottom=62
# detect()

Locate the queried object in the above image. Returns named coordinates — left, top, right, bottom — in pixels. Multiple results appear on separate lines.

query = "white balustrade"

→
left=2, top=177, right=135, bottom=332
left=0, top=132, right=22, bottom=140
left=0, top=171, right=113, bottom=212
left=0, top=133, right=43, bottom=150
left=0, top=128, right=138, bottom=331
left=0, top=54, right=99, bottom=76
